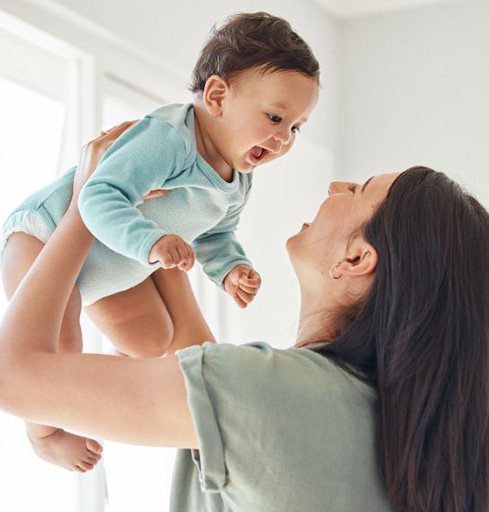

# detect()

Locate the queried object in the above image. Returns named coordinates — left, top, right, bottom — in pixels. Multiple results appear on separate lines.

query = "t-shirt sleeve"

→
left=175, top=341, right=311, bottom=492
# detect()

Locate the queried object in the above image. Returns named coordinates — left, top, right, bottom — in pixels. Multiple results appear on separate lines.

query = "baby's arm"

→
left=192, top=184, right=261, bottom=307
left=78, top=117, right=186, bottom=266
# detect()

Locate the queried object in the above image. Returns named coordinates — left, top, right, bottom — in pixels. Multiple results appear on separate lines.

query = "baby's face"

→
left=214, top=67, right=319, bottom=173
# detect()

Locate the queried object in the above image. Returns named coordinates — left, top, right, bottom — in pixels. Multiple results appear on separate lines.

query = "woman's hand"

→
left=71, top=121, right=138, bottom=206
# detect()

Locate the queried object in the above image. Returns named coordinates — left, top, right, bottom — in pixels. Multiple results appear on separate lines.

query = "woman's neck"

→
left=295, top=286, right=337, bottom=347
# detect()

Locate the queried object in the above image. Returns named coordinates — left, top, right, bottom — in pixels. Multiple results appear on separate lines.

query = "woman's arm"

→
left=0, top=124, right=198, bottom=449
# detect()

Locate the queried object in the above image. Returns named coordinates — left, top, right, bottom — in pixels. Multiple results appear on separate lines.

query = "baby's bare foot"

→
left=29, top=428, right=103, bottom=472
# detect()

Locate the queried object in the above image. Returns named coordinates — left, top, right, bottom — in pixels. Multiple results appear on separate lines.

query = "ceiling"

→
left=313, top=0, right=468, bottom=18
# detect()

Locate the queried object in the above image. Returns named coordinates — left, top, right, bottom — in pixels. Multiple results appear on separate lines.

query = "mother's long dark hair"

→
left=315, top=167, right=489, bottom=511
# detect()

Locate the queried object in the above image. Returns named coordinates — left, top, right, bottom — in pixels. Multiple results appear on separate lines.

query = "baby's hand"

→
left=223, top=265, right=262, bottom=309
left=148, top=235, right=195, bottom=271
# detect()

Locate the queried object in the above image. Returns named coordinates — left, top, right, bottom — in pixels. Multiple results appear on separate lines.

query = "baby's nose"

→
left=274, top=128, right=292, bottom=146
left=267, top=139, right=283, bottom=154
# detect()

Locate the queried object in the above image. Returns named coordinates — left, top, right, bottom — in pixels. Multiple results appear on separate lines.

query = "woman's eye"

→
left=267, top=113, right=282, bottom=123
left=291, top=125, right=300, bottom=134
left=348, top=184, right=357, bottom=193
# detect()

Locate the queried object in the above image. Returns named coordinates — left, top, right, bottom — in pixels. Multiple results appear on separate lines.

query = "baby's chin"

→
left=233, top=159, right=256, bottom=174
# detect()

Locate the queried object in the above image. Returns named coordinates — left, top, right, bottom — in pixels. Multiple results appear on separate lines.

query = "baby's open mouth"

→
left=250, top=146, right=268, bottom=163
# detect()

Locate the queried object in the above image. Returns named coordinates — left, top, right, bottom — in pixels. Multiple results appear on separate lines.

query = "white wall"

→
left=35, top=0, right=340, bottom=150
left=339, top=0, right=489, bottom=206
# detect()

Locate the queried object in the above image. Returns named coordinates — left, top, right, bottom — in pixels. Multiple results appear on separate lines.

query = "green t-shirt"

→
left=172, top=342, right=394, bottom=512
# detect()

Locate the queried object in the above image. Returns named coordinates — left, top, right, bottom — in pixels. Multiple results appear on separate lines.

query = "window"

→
left=99, top=76, right=178, bottom=512
left=99, top=75, right=225, bottom=511
left=0, top=25, right=81, bottom=512
left=0, top=19, right=227, bottom=510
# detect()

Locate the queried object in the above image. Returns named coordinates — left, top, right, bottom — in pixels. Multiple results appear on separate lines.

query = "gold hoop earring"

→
left=329, top=262, right=343, bottom=280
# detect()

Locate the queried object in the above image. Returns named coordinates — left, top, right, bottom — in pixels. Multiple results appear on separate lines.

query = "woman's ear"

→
left=338, top=236, right=378, bottom=278
left=202, top=75, right=228, bottom=117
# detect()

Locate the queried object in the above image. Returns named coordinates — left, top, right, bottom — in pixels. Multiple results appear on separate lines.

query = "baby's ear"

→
left=202, top=75, right=228, bottom=116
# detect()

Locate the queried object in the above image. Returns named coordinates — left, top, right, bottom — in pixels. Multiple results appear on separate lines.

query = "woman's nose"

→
left=328, top=181, right=342, bottom=196
left=328, top=181, right=354, bottom=196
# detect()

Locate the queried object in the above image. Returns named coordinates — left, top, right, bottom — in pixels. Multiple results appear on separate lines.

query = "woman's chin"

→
left=286, top=223, right=309, bottom=250
left=285, top=234, right=296, bottom=253
left=285, top=235, right=301, bottom=268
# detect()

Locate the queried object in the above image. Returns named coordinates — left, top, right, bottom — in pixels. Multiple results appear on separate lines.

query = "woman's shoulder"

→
left=177, top=341, right=376, bottom=405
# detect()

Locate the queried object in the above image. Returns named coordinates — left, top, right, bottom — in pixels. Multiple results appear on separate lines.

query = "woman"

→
left=0, top=124, right=487, bottom=512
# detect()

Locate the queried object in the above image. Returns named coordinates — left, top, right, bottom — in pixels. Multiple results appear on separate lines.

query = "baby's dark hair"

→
left=189, top=11, right=320, bottom=94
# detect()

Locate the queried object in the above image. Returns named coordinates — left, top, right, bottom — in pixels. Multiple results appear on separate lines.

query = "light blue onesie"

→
left=0, top=104, right=253, bottom=306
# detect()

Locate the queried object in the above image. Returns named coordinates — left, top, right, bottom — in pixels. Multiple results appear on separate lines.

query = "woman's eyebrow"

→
left=361, top=176, right=374, bottom=193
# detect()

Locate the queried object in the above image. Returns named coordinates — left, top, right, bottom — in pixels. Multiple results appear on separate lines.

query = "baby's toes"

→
left=85, top=453, right=101, bottom=466
left=86, top=438, right=103, bottom=455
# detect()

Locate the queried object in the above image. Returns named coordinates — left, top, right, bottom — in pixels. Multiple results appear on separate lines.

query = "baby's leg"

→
left=84, top=276, right=174, bottom=358
left=84, top=267, right=215, bottom=357
left=1, top=233, right=103, bottom=472
left=151, top=267, right=216, bottom=353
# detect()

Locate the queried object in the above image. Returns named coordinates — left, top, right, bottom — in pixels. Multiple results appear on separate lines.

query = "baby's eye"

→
left=291, top=125, right=300, bottom=135
left=267, top=113, right=282, bottom=123
left=348, top=184, right=357, bottom=193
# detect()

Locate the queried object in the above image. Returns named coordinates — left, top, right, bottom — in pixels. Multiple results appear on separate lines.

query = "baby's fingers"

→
left=159, top=251, right=177, bottom=268
left=236, top=281, right=259, bottom=294
left=238, top=273, right=261, bottom=288
left=236, top=287, right=256, bottom=306
left=233, top=291, right=248, bottom=309
left=178, top=258, right=194, bottom=272
left=177, top=244, right=195, bottom=272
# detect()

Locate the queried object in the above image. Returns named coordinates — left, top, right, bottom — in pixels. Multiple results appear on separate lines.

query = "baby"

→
left=0, top=12, right=319, bottom=471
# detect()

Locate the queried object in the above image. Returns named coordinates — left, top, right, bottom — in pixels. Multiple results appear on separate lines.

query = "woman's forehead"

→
left=360, top=173, right=400, bottom=196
